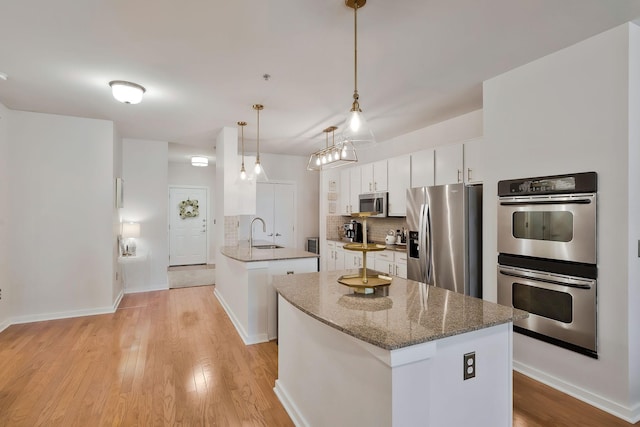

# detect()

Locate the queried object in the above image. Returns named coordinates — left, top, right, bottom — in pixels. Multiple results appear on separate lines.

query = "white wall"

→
left=122, top=139, right=169, bottom=291
left=168, top=161, right=217, bottom=264
left=356, top=109, right=483, bottom=164
left=0, top=103, right=10, bottom=330
left=627, top=23, right=640, bottom=409
left=484, top=23, right=638, bottom=422
left=8, top=111, right=116, bottom=321
left=112, top=127, right=123, bottom=303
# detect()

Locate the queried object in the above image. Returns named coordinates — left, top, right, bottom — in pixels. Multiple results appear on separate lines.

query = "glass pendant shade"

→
left=342, top=109, right=375, bottom=148
left=191, top=156, right=208, bottom=167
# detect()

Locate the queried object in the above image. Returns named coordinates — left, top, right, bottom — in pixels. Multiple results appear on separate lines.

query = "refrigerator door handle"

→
left=418, top=203, right=426, bottom=283
left=425, top=203, right=432, bottom=284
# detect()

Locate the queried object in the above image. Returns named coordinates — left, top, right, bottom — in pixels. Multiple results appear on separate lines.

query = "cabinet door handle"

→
left=457, top=169, right=462, bottom=182
left=467, top=168, right=472, bottom=182
left=268, top=233, right=273, bottom=237
left=395, top=265, right=399, bottom=275
left=275, top=233, right=281, bottom=236
left=374, top=182, right=377, bottom=191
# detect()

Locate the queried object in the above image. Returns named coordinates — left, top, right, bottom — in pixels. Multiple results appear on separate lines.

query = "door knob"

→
left=268, top=233, right=274, bottom=237
left=275, top=233, right=281, bottom=236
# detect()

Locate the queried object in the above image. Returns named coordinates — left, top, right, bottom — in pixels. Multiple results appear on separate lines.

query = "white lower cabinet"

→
left=373, top=250, right=408, bottom=278
left=394, top=252, right=407, bottom=279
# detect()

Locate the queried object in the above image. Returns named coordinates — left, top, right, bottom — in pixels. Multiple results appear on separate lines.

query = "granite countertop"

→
left=274, top=270, right=528, bottom=350
left=327, top=238, right=407, bottom=252
left=221, top=243, right=319, bottom=262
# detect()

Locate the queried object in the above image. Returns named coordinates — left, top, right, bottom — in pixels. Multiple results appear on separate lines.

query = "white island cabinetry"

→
left=274, top=272, right=527, bottom=427
left=215, top=245, right=319, bottom=343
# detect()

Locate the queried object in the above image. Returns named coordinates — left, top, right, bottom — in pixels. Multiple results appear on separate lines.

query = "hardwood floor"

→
left=0, top=285, right=636, bottom=426
left=0, top=286, right=293, bottom=426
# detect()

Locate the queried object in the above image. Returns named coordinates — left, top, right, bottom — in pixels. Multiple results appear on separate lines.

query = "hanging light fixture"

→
left=307, top=126, right=357, bottom=171
left=253, top=104, right=264, bottom=175
left=341, top=0, right=375, bottom=148
left=109, top=80, right=146, bottom=104
left=238, top=121, right=248, bottom=180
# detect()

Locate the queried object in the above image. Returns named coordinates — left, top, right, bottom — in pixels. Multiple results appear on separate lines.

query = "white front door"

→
left=169, top=187, right=208, bottom=266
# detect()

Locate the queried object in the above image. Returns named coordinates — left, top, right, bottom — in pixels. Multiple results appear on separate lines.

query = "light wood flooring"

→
left=0, top=285, right=637, bottom=426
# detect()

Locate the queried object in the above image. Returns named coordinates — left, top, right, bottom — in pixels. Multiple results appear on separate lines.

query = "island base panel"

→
left=276, top=296, right=513, bottom=427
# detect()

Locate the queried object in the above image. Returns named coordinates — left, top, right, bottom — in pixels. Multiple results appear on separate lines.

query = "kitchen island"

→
left=215, top=243, right=319, bottom=344
left=273, top=270, right=528, bottom=427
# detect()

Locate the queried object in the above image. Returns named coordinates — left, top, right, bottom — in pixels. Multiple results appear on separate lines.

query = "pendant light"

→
left=238, top=121, right=247, bottom=180
left=253, top=104, right=264, bottom=175
left=307, top=126, right=357, bottom=171
left=341, top=0, right=375, bottom=148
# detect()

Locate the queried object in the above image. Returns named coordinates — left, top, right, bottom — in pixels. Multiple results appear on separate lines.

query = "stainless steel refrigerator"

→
left=406, top=183, right=482, bottom=297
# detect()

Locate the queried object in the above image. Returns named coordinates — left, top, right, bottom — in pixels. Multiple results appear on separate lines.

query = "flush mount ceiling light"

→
left=238, top=121, right=248, bottom=180
left=341, top=0, right=375, bottom=148
left=109, top=80, right=146, bottom=104
left=307, top=126, right=357, bottom=171
left=191, top=156, right=208, bottom=167
left=253, top=104, right=264, bottom=175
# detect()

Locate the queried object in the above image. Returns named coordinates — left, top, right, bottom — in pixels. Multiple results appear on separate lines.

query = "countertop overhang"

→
left=220, top=244, right=319, bottom=262
left=274, top=270, right=528, bottom=350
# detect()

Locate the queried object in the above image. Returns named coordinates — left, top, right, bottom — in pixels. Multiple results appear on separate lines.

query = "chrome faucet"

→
left=250, top=217, right=266, bottom=249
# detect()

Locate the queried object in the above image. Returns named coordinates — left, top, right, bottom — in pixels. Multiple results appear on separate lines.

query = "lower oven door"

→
left=497, top=265, right=597, bottom=355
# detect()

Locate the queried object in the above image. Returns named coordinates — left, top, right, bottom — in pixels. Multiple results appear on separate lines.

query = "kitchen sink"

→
left=252, top=244, right=284, bottom=249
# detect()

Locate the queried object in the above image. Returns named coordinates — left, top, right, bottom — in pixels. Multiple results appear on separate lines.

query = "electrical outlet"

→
left=463, top=352, right=476, bottom=380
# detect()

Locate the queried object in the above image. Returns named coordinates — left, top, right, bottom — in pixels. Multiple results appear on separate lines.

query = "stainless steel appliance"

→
left=406, top=183, right=482, bottom=297
left=359, top=192, right=387, bottom=217
left=343, top=221, right=364, bottom=243
left=497, top=172, right=598, bottom=358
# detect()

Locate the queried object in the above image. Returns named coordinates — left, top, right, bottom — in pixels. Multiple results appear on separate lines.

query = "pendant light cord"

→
left=352, top=2, right=360, bottom=111
left=256, top=107, right=260, bottom=163
left=241, top=125, right=245, bottom=167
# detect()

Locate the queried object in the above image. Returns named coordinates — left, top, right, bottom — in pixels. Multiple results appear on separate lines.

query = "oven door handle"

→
left=498, top=269, right=594, bottom=289
left=499, top=198, right=592, bottom=206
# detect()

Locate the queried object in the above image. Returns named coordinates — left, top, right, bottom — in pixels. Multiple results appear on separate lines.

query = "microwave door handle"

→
left=375, top=197, right=381, bottom=214
left=498, top=269, right=593, bottom=289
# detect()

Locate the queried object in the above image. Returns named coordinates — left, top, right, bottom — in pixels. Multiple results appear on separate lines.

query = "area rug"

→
left=168, top=268, right=216, bottom=289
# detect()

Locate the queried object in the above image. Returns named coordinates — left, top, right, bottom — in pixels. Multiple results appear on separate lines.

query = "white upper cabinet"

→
left=387, top=155, right=410, bottom=216
left=340, top=167, right=362, bottom=215
left=411, top=149, right=435, bottom=188
left=361, top=160, right=388, bottom=193
left=462, top=137, right=484, bottom=184
left=435, top=143, right=464, bottom=185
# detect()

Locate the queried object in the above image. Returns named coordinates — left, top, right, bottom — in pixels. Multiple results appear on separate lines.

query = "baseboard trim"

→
left=11, top=305, right=118, bottom=325
left=0, top=318, right=11, bottom=334
left=514, top=361, right=640, bottom=423
left=112, top=289, right=124, bottom=310
left=213, top=288, right=268, bottom=345
left=274, top=380, right=309, bottom=427
left=123, top=284, right=169, bottom=294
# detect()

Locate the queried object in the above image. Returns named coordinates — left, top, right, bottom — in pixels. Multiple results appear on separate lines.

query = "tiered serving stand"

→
left=338, top=212, right=392, bottom=294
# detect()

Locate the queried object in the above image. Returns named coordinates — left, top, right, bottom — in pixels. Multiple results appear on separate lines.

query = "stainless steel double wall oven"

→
left=497, top=172, right=598, bottom=358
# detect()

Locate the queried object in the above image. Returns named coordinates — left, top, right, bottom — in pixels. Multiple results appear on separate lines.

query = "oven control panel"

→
left=498, top=171, right=597, bottom=196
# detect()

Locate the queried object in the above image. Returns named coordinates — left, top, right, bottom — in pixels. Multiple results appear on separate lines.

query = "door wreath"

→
left=179, top=198, right=199, bottom=219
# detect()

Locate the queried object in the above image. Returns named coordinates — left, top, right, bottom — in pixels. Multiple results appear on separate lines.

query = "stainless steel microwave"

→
left=359, top=192, right=387, bottom=217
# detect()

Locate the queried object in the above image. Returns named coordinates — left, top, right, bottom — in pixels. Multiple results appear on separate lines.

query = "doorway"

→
left=169, top=186, right=208, bottom=266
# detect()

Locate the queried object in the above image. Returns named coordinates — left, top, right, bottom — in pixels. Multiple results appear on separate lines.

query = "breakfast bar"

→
left=215, top=243, right=319, bottom=344
left=273, top=270, right=528, bottom=427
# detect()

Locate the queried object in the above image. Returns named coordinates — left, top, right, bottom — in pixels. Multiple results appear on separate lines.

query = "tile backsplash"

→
left=327, top=215, right=407, bottom=243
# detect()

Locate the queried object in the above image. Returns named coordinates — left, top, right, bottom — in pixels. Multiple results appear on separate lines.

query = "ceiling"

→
left=2, top=1, right=640, bottom=163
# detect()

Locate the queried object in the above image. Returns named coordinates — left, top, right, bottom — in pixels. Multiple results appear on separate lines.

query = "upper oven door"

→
left=498, top=193, right=596, bottom=264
